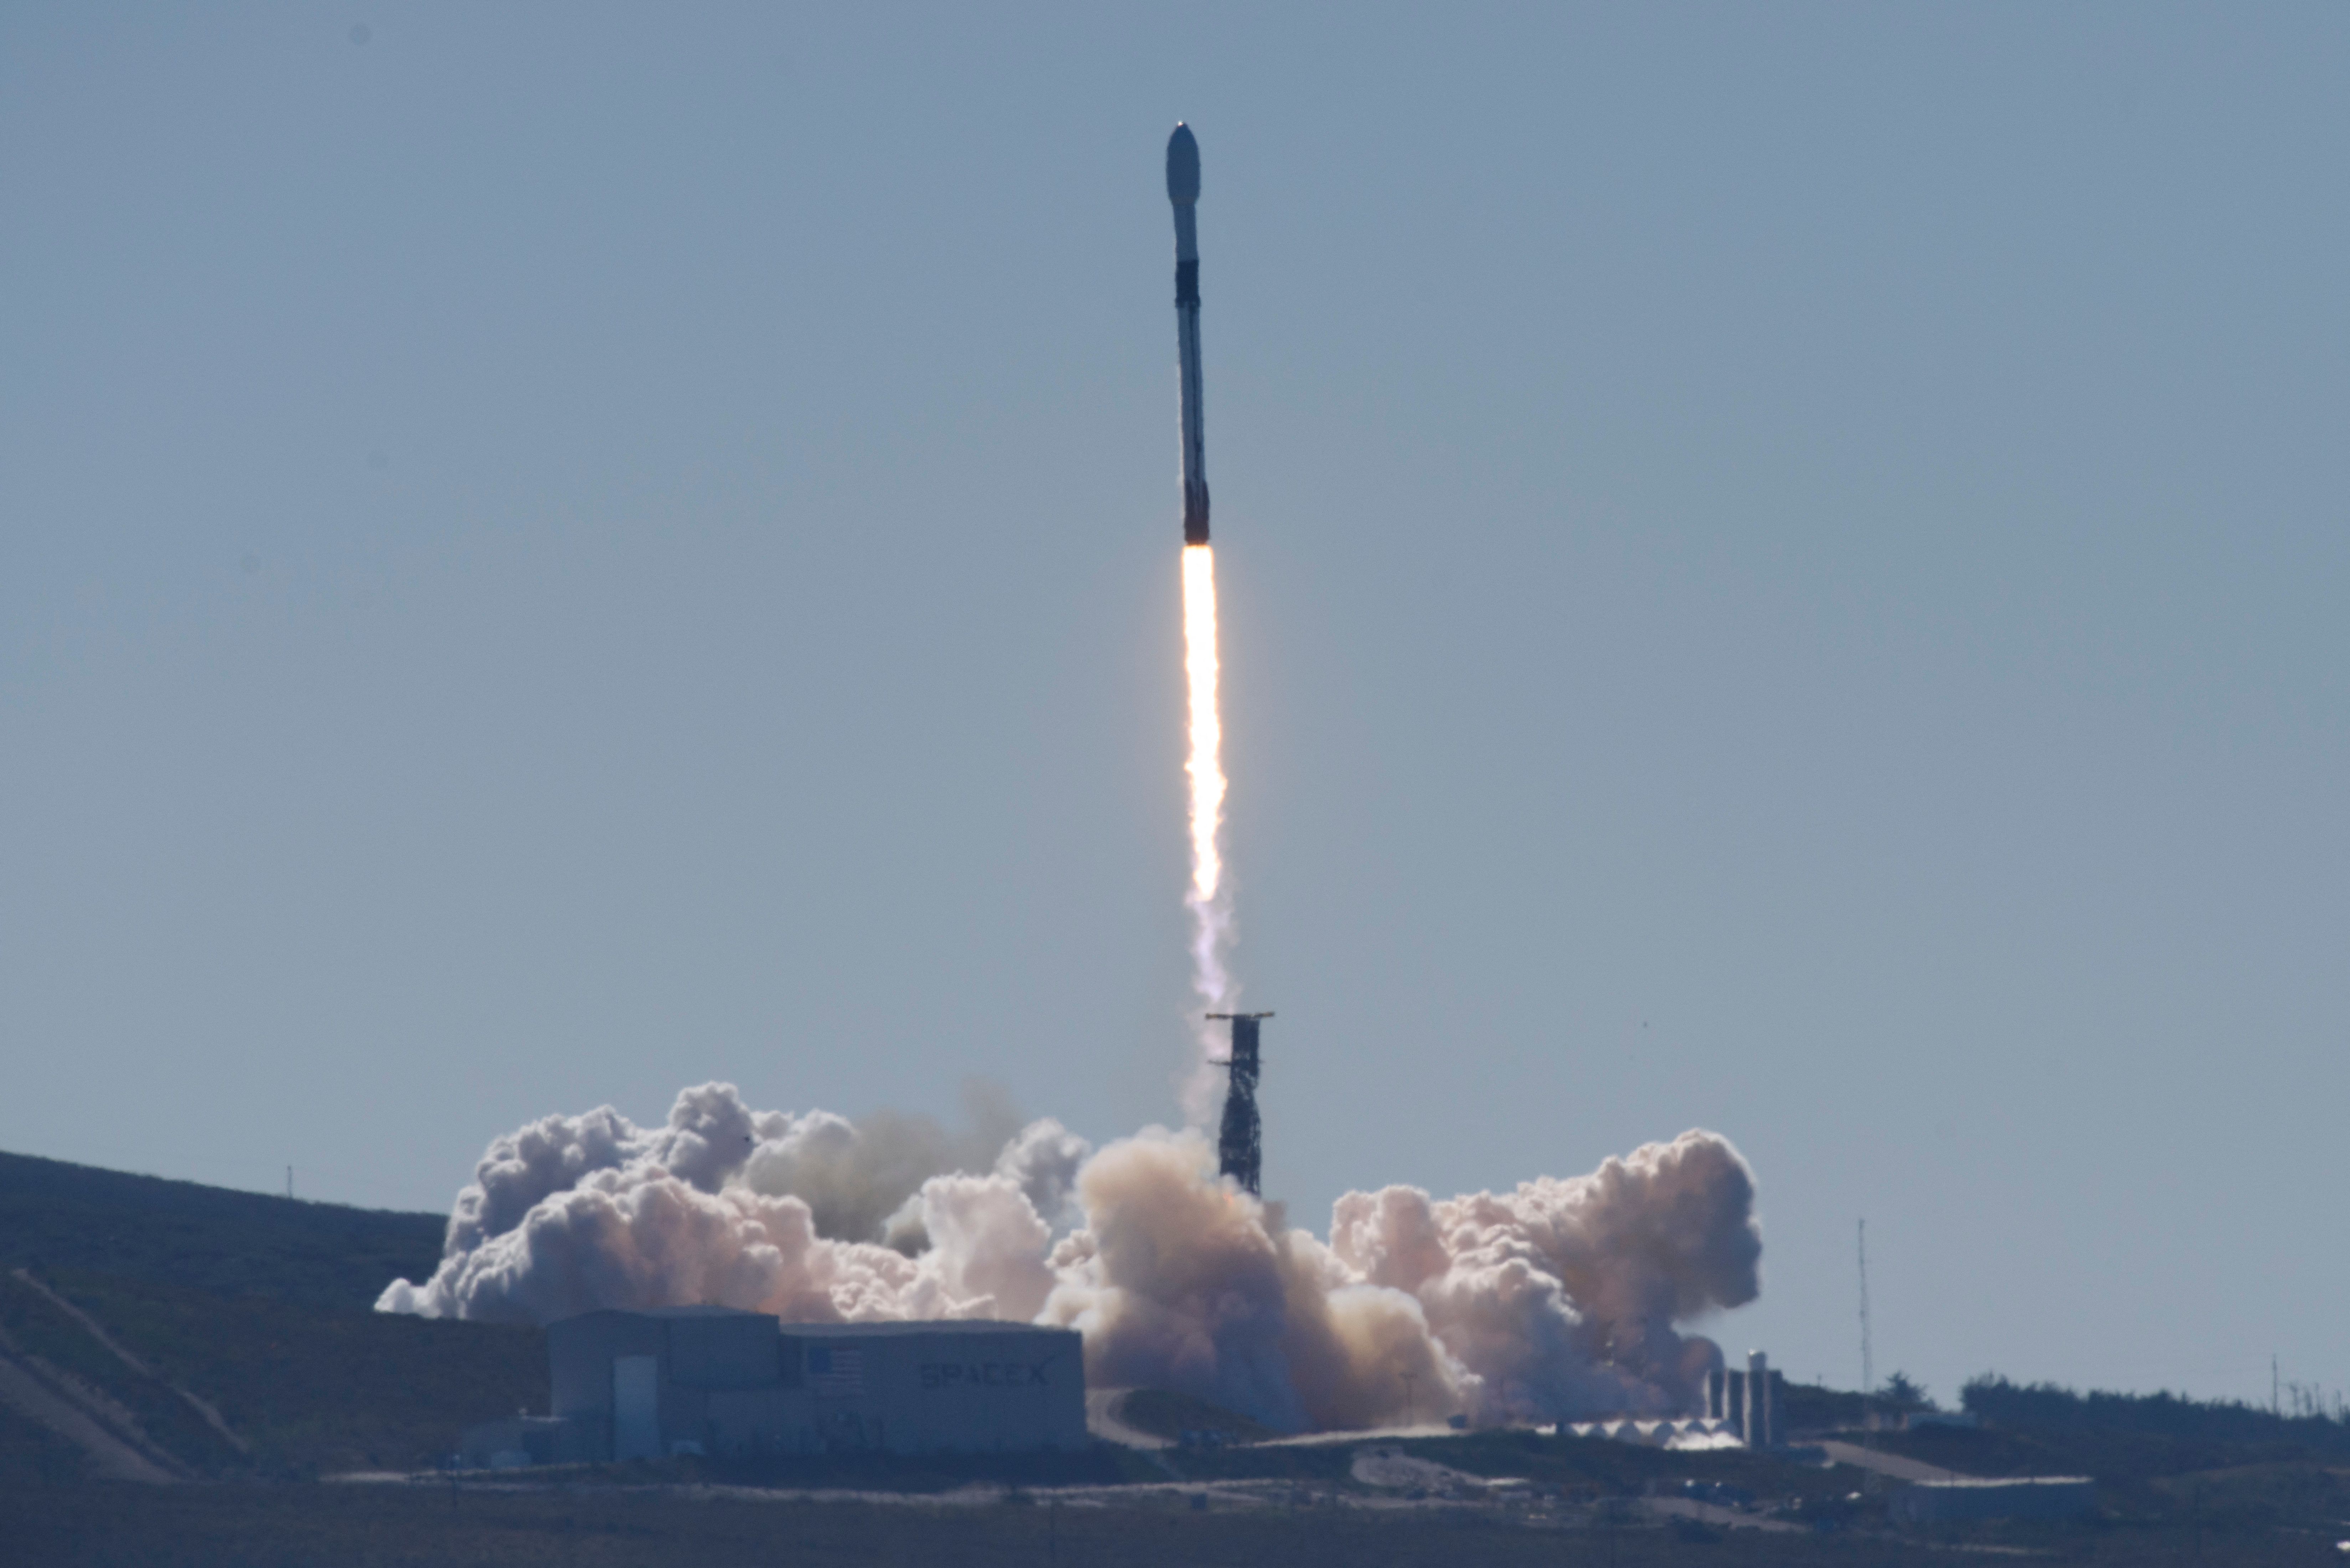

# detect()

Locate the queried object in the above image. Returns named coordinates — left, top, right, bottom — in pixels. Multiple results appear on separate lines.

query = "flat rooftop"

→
left=551, top=1306, right=1070, bottom=1336
left=779, top=1320, right=1074, bottom=1338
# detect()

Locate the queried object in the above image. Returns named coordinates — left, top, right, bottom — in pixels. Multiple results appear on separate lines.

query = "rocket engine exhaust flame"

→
left=1184, top=545, right=1222, bottom=973
left=1181, top=543, right=1236, bottom=1112
left=1181, top=546, right=1223, bottom=919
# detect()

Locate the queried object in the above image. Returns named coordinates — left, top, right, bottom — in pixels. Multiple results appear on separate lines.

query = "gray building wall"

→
left=778, top=1322, right=1086, bottom=1455
left=543, top=1307, right=1086, bottom=1460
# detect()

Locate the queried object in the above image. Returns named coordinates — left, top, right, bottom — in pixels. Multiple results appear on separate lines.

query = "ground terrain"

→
left=3, top=1148, right=2346, bottom=1564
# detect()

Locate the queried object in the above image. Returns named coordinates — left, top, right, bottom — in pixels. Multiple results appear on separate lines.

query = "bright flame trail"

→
left=1182, top=544, right=1233, bottom=1083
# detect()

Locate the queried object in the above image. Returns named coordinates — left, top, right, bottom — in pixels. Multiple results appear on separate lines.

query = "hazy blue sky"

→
left=5, top=4, right=2345, bottom=1409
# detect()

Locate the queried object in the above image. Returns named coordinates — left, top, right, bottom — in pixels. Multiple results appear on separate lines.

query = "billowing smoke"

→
left=376, top=1082, right=1084, bottom=1325
left=380, top=1084, right=1759, bottom=1431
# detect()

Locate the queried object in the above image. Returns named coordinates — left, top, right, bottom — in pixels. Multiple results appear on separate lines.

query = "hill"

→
left=1961, top=1374, right=2350, bottom=1457
left=0, top=1148, right=444, bottom=1311
left=0, top=1148, right=540, bottom=1480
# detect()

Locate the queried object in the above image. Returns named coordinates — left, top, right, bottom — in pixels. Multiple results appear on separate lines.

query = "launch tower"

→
left=1207, top=1012, right=1273, bottom=1195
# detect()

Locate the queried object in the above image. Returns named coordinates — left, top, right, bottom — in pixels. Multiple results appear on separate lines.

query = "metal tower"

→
left=1207, top=1012, right=1273, bottom=1195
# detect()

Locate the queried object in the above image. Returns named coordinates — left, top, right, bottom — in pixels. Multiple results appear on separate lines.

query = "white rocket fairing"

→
left=1167, top=124, right=1209, bottom=545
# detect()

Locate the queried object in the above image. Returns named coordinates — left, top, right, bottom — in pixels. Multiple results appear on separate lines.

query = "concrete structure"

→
left=1703, top=1357, right=1785, bottom=1446
left=1892, top=1476, right=2097, bottom=1525
left=524, top=1308, right=1086, bottom=1461
left=1745, top=1349, right=1774, bottom=1447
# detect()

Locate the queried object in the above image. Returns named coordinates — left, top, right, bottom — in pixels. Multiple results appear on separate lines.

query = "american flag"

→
left=806, top=1345, right=864, bottom=1397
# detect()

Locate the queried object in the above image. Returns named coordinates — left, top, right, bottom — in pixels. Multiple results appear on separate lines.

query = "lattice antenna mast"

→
left=1206, top=1012, right=1273, bottom=1196
left=1858, top=1218, right=1876, bottom=1424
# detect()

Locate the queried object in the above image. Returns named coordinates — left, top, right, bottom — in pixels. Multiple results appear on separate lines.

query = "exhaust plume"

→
left=380, top=1083, right=1760, bottom=1431
left=1180, top=543, right=1236, bottom=1118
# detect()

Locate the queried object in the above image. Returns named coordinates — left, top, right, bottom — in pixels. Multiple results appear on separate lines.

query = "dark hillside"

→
left=30, top=1271, right=544, bottom=1474
left=0, top=1148, right=444, bottom=1311
left=0, top=1395, right=92, bottom=1484
left=0, top=1150, right=538, bottom=1474
left=1963, top=1374, right=2350, bottom=1456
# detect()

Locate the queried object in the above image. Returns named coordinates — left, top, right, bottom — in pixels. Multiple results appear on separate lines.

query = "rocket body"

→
left=1167, top=124, right=1209, bottom=546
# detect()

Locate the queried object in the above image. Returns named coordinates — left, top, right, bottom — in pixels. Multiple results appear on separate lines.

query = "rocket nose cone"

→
left=1166, top=123, right=1200, bottom=205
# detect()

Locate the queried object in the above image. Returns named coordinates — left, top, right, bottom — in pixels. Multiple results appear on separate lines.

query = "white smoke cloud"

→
left=377, top=1083, right=1081, bottom=1325
left=735, top=1080, right=1028, bottom=1245
left=989, top=1116, right=1091, bottom=1229
left=379, top=1084, right=1760, bottom=1433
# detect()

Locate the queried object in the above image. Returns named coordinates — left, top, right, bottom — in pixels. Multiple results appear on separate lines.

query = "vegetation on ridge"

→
left=0, top=1148, right=443, bottom=1312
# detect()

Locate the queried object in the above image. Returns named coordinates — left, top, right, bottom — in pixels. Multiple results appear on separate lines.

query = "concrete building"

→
left=507, top=1307, right=1087, bottom=1462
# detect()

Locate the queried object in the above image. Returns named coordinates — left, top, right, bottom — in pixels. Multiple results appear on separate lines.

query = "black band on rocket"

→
left=1175, top=261, right=1200, bottom=307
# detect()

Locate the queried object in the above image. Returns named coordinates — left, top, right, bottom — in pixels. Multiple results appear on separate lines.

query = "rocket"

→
left=1166, top=124, right=1209, bottom=545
